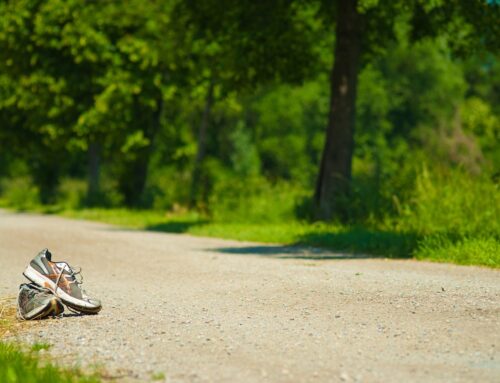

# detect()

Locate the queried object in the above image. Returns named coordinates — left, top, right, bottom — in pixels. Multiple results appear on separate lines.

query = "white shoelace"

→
left=53, top=262, right=93, bottom=314
left=54, top=262, right=86, bottom=292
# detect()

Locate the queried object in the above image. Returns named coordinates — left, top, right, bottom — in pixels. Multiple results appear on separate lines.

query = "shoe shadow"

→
left=61, top=312, right=83, bottom=318
left=60, top=311, right=98, bottom=318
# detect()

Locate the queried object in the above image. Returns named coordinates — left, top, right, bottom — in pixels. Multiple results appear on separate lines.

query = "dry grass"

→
left=0, top=296, right=22, bottom=338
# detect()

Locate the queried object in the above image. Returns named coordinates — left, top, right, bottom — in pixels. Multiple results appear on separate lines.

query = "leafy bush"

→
left=144, top=165, right=191, bottom=211
left=0, top=177, right=40, bottom=210
left=209, top=177, right=307, bottom=223
left=56, top=179, right=87, bottom=209
left=56, top=177, right=123, bottom=209
left=98, top=177, right=125, bottom=208
left=402, top=167, right=500, bottom=236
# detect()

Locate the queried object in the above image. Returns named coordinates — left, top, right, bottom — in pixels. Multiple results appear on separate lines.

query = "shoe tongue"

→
left=42, top=248, right=52, bottom=261
left=56, top=262, right=71, bottom=273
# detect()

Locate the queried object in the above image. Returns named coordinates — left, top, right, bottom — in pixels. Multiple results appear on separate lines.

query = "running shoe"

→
left=23, top=248, right=102, bottom=314
left=17, top=283, right=64, bottom=320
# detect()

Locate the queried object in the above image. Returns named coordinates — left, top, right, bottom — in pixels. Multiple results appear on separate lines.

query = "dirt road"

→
left=0, top=210, right=498, bottom=382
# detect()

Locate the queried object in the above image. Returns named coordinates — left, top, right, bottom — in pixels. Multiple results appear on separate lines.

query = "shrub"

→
left=145, top=166, right=191, bottom=211
left=0, top=177, right=40, bottom=210
left=415, top=235, right=500, bottom=267
left=209, top=177, right=307, bottom=223
left=56, top=179, right=87, bottom=209
left=403, top=167, right=500, bottom=236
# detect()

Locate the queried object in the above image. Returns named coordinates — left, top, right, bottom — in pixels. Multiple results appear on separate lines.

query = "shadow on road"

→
left=146, top=220, right=208, bottom=233
left=209, top=229, right=419, bottom=260
left=208, top=245, right=375, bottom=260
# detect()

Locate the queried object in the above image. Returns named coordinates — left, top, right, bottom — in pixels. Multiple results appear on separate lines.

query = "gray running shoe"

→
left=17, top=283, right=64, bottom=320
left=23, top=249, right=102, bottom=314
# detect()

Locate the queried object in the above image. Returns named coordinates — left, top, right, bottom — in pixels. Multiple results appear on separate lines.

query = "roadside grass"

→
left=0, top=300, right=101, bottom=383
left=3, top=205, right=497, bottom=268
left=414, top=235, right=500, bottom=268
left=0, top=342, right=101, bottom=383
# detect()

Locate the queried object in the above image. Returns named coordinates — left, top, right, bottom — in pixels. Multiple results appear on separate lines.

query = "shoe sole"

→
left=24, top=265, right=101, bottom=314
left=21, top=297, right=62, bottom=320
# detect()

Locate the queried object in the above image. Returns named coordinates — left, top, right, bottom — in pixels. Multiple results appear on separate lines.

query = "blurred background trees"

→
left=0, top=0, right=498, bottom=232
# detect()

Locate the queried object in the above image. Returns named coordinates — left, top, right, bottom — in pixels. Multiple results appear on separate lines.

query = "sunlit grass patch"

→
left=1, top=203, right=498, bottom=268
left=151, top=371, right=166, bottom=381
left=0, top=342, right=101, bottom=383
left=415, top=235, right=500, bottom=267
left=31, top=342, right=52, bottom=352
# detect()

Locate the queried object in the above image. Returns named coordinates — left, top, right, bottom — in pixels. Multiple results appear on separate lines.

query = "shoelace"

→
left=54, top=262, right=94, bottom=299
left=54, top=263, right=92, bottom=314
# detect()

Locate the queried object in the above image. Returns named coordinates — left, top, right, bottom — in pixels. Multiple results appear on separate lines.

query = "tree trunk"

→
left=314, top=0, right=363, bottom=220
left=190, top=79, right=215, bottom=207
left=87, top=141, right=100, bottom=205
left=120, top=95, right=163, bottom=207
left=30, top=152, right=61, bottom=205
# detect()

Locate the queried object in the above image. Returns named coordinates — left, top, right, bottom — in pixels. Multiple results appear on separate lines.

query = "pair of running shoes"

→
left=17, top=249, right=101, bottom=320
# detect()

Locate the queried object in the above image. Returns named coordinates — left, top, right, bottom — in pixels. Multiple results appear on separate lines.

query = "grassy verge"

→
left=9, top=205, right=497, bottom=268
left=0, top=342, right=100, bottom=383
left=0, top=299, right=100, bottom=383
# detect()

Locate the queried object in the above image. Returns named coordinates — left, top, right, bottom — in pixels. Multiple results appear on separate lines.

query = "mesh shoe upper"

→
left=30, top=250, right=83, bottom=299
left=17, top=283, right=63, bottom=320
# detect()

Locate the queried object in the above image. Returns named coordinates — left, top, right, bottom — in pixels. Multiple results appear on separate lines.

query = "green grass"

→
left=151, top=371, right=166, bottom=381
left=0, top=342, right=100, bottom=383
left=1, top=168, right=498, bottom=268
left=414, top=235, right=500, bottom=268
left=57, top=208, right=415, bottom=256
left=31, top=343, right=51, bottom=352
left=8, top=206, right=496, bottom=268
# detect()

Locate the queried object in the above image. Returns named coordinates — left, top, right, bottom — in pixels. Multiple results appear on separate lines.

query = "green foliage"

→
left=0, top=0, right=499, bottom=267
left=251, top=80, right=327, bottom=184
left=209, top=177, right=306, bottom=223
left=403, top=168, right=500, bottom=236
left=229, top=122, right=261, bottom=178
left=461, top=96, right=500, bottom=169
left=0, top=177, right=40, bottom=210
left=24, top=162, right=498, bottom=268
left=56, top=179, right=86, bottom=210
left=415, top=235, right=500, bottom=267
left=30, top=343, right=51, bottom=352
left=145, top=165, right=191, bottom=211
left=0, top=342, right=100, bottom=383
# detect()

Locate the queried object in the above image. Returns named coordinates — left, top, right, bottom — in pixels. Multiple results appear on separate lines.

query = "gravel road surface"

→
left=0, top=210, right=499, bottom=382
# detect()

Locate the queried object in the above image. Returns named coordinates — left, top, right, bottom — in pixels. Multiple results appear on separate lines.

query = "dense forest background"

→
left=0, top=0, right=499, bottom=265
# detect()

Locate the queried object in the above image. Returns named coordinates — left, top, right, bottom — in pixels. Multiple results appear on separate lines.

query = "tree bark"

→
left=87, top=141, right=100, bottom=204
left=30, top=152, right=61, bottom=205
left=190, top=79, right=215, bottom=207
left=120, top=95, right=163, bottom=207
left=314, top=0, right=363, bottom=220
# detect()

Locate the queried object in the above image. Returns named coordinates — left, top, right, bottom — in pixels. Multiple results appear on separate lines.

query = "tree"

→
left=313, top=0, right=500, bottom=220
left=176, top=0, right=320, bottom=206
left=0, top=0, right=184, bottom=206
left=314, top=0, right=363, bottom=220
